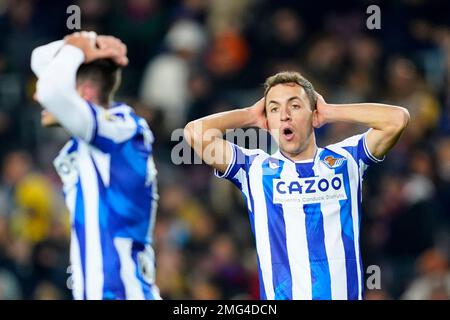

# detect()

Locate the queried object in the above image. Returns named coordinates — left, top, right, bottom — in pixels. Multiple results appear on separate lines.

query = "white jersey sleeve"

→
left=35, top=44, right=95, bottom=142
left=31, top=40, right=65, bottom=78
left=34, top=42, right=151, bottom=153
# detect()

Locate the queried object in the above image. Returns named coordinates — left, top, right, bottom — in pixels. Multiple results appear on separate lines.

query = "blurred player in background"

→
left=30, top=32, right=160, bottom=300
left=184, top=71, right=410, bottom=300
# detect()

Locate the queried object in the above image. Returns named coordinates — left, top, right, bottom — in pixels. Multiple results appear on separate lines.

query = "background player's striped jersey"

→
left=215, top=131, right=383, bottom=300
left=54, top=102, right=160, bottom=300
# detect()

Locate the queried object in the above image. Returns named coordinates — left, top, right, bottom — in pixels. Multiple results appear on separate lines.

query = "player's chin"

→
left=279, top=140, right=302, bottom=155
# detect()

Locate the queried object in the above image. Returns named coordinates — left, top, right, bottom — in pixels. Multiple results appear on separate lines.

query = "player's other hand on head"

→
left=248, top=98, right=268, bottom=130
left=96, top=35, right=129, bottom=67
left=313, top=92, right=329, bottom=129
left=64, top=31, right=128, bottom=66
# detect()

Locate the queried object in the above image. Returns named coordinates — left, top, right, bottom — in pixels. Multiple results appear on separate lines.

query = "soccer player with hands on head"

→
left=31, top=31, right=160, bottom=300
left=184, top=71, right=409, bottom=300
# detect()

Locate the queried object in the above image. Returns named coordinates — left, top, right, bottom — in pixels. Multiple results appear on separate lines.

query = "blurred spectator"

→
left=0, top=268, right=22, bottom=299
left=110, top=0, right=170, bottom=95
left=77, top=0, right=112, bottom=34
left=384, top=57, right=441, bottom=144
left=1, top=151, right=57, bottom=243
left=140, top=19, right=206, bottom=131
left=402, top=248, right=450, bottom=300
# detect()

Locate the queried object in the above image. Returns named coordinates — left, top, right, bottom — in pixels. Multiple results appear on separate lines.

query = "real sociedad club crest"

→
left=322, top=155, right=346, bottom=169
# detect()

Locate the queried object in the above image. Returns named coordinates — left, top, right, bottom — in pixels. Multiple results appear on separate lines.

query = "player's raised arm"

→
left=183, top=98, right=267, bottom=173
left=313, top=94, right=410, bottom=159
left=35, top=32, right=128, bottom=141
left=31, top=40, right=65, bottom=78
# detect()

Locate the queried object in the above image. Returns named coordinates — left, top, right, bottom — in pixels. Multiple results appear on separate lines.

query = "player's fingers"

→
left=97, top=49, right=128, bottom=67
left=118, top=42, right=127, bottom=57
left=100, top=40, right=128, bottom=65
left=97, top=36, right=125, bottom=55
left=64, top=32, right=80, bottom=42
left=114, top=55, right=129, bottom=67
left=79, top=31, right=97, bottom=47
left=96, top=35, right=115, bottom=48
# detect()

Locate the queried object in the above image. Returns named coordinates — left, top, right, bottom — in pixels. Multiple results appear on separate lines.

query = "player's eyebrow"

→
left=268, top=96, right=302, bottom=105
left=287, top=96, right=302, bottom=103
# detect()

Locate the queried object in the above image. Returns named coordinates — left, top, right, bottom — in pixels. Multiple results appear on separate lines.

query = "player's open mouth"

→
left=282, top=127, right=295, bottom=141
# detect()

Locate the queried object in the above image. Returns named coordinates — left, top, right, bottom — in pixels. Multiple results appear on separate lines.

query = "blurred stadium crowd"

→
left=0, top=0, right=450, bottom=300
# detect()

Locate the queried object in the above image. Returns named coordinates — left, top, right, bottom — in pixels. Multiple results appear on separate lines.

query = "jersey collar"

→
left=272, top=147, right=322, bottom=164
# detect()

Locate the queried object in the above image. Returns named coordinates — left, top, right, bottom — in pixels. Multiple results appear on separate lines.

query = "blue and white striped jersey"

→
left=215, top=131, right=383, bottom=300
left=54, top=102, right=160, bottom=300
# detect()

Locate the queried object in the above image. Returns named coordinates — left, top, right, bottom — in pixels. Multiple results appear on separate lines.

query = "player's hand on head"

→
left=248, top=98, right=268, bottom=130
left=64, top=31, right=125, bottom=65
left=313, top=92, right=329, bottom=128
left=96, top=35, right=129, bottom=67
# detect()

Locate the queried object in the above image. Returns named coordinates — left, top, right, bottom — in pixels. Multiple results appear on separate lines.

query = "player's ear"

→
left=312, top=109, right=320, bottom=128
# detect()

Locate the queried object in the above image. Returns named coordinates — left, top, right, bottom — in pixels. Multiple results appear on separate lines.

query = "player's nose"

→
left=280, top=105, right=291, bottom=121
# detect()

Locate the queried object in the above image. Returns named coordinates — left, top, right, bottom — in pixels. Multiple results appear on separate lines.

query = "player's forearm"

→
left=184, top=108, right=255, bottom=147
left=31, top=40, right=65, bottom=78
left=36, top=45, right=94, bottom=140
left=324, top=103, right=410, bottom=133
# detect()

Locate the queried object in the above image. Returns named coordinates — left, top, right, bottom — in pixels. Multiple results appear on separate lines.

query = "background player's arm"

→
left=184, top=98, right=267, bottom=173
left=31, top=40, right=65, bottom=78
left=313, top=94, right=410, bottom=159
left=35, top=42, right=93, bottom=140
left=35, top=33, right=126, bottom=140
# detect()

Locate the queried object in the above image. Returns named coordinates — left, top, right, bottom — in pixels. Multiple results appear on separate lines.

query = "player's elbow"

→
left=183, top=121, right=197, bottom=147
left=384, top=106, right=409, bottom=136
left=35, top=77, right=57, bottom=106
left=392, top=106, right=410, bottom=133
left=36, top=70, right=70, bottom=106
left=30, top=48, right=41, bottom=77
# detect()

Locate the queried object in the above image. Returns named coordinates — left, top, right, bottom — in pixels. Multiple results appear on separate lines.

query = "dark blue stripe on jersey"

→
left=262, top=159, right=292, bottom=300
left=342, top=135, right=375, bottom=168
left=91, top=157, right=126, bottom=299
left=295, top=162, right=332, bottom=300
left=227, top=145, right=246, bottom=179
left=320, top=149, right=359, bottom=300
left=74, top=180, right=87, bottom=300
left=108, top=139, right=153, bottom=243
left=67, top=138, right=78, bottom=153
left=131, top=242, right=155, bottom=299
left=122, top=141, right=148, bottom=178
left=130, top=113, right=145, bottom=139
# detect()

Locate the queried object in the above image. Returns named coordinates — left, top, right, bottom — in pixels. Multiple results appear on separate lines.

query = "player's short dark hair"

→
left=264, top=71, right=317, bottom=110
left=76, top=59, right=122, bottom=106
